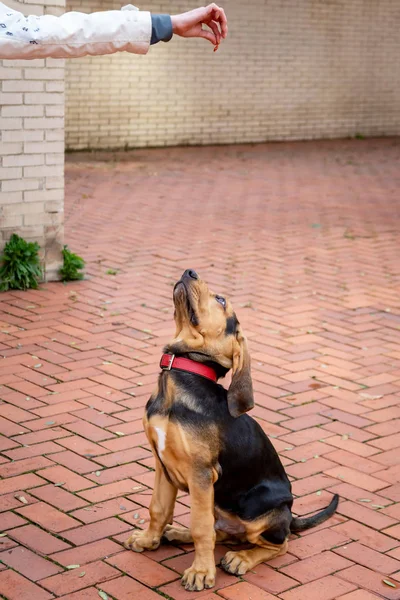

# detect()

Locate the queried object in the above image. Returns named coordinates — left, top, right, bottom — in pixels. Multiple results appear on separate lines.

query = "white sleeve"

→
left=0, top=3, right=151, bottom=59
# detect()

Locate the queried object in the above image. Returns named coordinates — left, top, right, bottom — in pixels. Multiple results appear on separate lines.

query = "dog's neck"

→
left=163, top=346, right=230, bottom=381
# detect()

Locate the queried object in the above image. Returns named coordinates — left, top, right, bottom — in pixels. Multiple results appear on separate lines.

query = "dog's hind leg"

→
left=163, top=524, right=232, bottom=544
left=221, top=506, right=290, bottom=575
left=163, top=525, right=193, bottom=544
left=220, top=539, right=288, bottom=575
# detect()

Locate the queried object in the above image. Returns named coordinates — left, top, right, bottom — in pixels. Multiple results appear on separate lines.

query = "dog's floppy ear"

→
left=227, top=327, right=254, bottom=418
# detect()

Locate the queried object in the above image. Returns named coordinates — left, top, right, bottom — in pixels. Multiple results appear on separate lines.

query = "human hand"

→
left=170, top=4, right=228, bottom=50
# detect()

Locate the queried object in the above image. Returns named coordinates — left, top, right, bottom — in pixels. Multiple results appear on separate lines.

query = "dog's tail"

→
left=290, top=494, right=339, bottom=533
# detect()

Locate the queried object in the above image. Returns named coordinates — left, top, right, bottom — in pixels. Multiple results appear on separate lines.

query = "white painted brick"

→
left=45, top=105, right=64, bottom=117
left=0, top=215, right=24, bottom=228
left=2, top=105, right=44, bottom=117
left=1, top=202, right=44, bottom=217
left=2, top=130, right=44, bottom=143
left=45, top=130, right=64, bottom=142
left=0, top=191, right=23, bottom=204
left=7, top=59, right=44, bottom=68
left=0, top=68, right=23, bottom=78
left=45, top=81, right=65, bottom=93
left=45, top=175, right=64, bottom=189
left=3, top=80, right=44, bottom=93
left=0, top=142, right=24, bottom=155
left=13, top=1, right=44, bottom=12
left=24, top=211, right=63, bottom=226
left=0, top=0, right=65, bottom=282
left=24, top=188, right=64, bottom=202
left=5, top=226, right=45, bottom=240
left=46, top=200, right=64, bottom=212
left=24, top=92, right=64, bottom=105
left=24, top=141, right=64, bottom=154
left=2, top=154, right=45, bottom=168
left=24, top=117, right=64, bottom=130
left=2, top=179, right=40, bottom=192
left=43, top=0, right=66, bottom=7
left=45, top=59, right=66, bottom=69
left=45, top=153, right=64, bottom=165
left=0, top=167, right=23, bottom=180
left=0, top=118, right=22, bottom=130
left=25, top=68, right=64, bottom=80
left=24, top=164, right=63, bottom=178
left=0, top=93, right=23, bottom=105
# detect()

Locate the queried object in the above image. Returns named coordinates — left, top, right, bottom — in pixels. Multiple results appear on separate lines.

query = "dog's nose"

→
left=184, top=269, right=198, bottom=280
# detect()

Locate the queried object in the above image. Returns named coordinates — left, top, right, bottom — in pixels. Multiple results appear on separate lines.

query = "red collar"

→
left=160, top=353, right=218, bottom=383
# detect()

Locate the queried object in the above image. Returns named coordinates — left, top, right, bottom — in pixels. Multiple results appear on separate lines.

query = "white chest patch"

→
left=154, top=426, right=166, bottom=459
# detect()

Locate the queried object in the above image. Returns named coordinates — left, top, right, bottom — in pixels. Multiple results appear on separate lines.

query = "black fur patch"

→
left=146, top=374, right=169, bottom=418
left=225, top=314, right=238, bottom=336
left=261, top=522, right=290, bottom=545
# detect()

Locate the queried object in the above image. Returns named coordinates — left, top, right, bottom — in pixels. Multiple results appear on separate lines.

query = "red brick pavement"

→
left=1, top=138, right=400, bottom=599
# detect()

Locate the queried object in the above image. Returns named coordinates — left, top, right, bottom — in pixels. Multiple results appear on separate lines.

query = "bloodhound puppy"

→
left=124, top=269, right=339, bottom=592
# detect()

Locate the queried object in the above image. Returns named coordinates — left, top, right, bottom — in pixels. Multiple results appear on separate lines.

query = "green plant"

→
left=0, top=234, right=42, bottom=291
left=60, top=245, right=85, bottom=281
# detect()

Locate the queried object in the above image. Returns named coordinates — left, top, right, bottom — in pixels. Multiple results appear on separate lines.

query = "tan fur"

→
left=164, top=506, right=288, bottom=562
left=124, top=457, right=177, bottom=552
left=220, top=541, right=288, bottom=575
left=172, top=278, right=237, bottom=369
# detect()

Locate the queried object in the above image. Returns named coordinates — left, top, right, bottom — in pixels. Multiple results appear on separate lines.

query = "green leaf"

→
left=0, top=234, right=42, bottom=291
left=60, top=245, right=85, bottom=282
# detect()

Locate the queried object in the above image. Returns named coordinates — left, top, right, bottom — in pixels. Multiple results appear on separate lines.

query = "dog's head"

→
left=168, top=269, right=254, bottom=418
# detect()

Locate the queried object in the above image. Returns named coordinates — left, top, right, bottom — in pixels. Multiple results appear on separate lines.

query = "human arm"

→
left=0, top=2, right=227, bottom=60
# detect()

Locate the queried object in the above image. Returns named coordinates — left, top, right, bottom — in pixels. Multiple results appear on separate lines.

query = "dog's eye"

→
left=216, top=295, right=226, bottom=308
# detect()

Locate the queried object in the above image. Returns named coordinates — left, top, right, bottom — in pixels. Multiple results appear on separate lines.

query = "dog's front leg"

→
left=124, top=459, right=177, bottom=552
left=182, top=471, right=216, bottom=591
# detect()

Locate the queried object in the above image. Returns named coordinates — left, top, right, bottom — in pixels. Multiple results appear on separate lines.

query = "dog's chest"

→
left=144, top=415, right=192, bottom=491
left=145, top=417, right=169, bottom=461
left=152, top=425, right=167, bottom=460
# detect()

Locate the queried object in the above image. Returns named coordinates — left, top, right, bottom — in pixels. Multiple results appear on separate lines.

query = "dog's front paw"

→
left=220, top=550, right=252, bottom=575
left=181, top=563, right=216, bottom=591
left=124, top=529, right=160, bottom=553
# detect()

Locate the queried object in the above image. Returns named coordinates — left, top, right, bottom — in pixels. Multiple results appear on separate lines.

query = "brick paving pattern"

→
left=1, top=138, right=400, bottom=599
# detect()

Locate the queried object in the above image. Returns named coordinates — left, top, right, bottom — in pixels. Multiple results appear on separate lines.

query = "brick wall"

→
left=0, top=0, right=65, bottom=281
left=65, top=0, right=400, bottom=150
